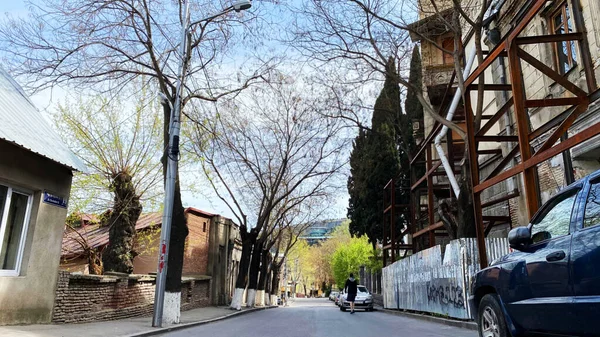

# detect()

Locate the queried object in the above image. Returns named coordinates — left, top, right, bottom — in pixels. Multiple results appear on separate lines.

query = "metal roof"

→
left=61, top=207, right=219, bottom=259
left=61, top=212, right=163, bottom=259
left=0, top=67, right=85, bottom=171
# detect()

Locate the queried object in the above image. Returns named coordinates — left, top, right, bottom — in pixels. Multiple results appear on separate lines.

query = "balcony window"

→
left=442, top=37, right=454, bottom=65
left=550, top=2, right=578, bottom=75
left=0, top=184, right=32, bottom=276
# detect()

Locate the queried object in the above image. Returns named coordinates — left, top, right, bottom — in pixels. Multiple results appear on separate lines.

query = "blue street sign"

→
left=43, top=191, right=68, bottom=208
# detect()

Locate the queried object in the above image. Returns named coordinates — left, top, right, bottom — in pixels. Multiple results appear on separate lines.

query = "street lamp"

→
left=152, top=0, right=252, bottom=328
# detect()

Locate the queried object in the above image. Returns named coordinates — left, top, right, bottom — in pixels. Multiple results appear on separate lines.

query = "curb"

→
left=125, top=306, right=278, bottom=337
left=376, top=307, right=477, bottom=331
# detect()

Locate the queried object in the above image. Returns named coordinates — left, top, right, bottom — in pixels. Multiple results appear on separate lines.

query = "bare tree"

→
left=0, top=0, right=273, bottom=321
left=289, top=0, right=492, bottom=238
left=268, top=209, right=317, bottom=304
left=255, top=197, right=328, bottom=306
left=189, top=75, right=347, bottom=309
left=62, top=221, right=105, bottom=275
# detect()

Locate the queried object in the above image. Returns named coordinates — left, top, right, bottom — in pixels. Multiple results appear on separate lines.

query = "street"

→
left=159, top=298, right=477, bottom=337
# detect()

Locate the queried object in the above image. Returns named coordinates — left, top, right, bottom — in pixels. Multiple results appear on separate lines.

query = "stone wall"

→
left=52, top=271, right=211, bottom=324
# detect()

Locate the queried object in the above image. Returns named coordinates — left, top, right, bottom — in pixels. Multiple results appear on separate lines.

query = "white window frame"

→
left=0, top=183, right=33, bottom=277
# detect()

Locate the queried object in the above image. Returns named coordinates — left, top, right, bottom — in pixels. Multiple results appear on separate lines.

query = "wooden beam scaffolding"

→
left=461, top=0, right=599, bottom=269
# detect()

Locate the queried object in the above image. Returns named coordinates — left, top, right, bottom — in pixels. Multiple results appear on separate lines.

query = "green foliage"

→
left=53, top=87, right=163, bottom=215
left=65, top=213, right=83, bottom=228
left=405, top=46, right=423, bottom=123
left=331, top=235, right=372, bottom=288
left=366, top=248, right=383, bottom=273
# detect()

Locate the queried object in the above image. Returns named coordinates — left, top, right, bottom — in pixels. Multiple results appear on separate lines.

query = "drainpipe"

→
left=434, top=46, right=477, bottom=198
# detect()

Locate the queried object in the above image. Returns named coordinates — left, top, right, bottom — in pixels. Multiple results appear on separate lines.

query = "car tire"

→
left=340, top=305, right=346, bottom=312
left=478, top=294, right=510, bottom=337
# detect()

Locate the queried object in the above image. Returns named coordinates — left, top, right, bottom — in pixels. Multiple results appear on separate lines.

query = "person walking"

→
left=344, top=273, right=358, bottom=314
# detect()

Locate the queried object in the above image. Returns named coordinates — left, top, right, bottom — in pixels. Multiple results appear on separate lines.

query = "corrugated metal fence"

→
left=382, top=238, right=509, bottom=319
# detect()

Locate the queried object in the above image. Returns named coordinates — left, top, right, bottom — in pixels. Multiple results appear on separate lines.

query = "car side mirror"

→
left=508, top=226, right=531, bottom=249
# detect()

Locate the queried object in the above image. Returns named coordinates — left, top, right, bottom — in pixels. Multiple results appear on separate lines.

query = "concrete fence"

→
left=52, top=271, right=211, bottom=323
left=382, top=238, right=509, bottom=319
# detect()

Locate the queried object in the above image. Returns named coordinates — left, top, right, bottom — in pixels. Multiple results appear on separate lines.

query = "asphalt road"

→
left=159, top=298, right=478, bottom=337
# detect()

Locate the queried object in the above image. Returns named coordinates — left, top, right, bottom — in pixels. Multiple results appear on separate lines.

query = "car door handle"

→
left=546, top=250, right=566, bottom=262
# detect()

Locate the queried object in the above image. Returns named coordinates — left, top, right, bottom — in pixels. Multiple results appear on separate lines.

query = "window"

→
left=0, top=183, right=32, bottom=276
left=442, top=37, right=454, bottom=65
left=584, top=181, right=600, bottom=228
left=203, top=222, right=206, bottom=232
left=550, top=2, right=578, bottom=75
left=530, top=189, right=578, bottom=244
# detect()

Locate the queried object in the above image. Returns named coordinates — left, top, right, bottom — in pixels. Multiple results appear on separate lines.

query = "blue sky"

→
left=0, top=0, right=350, bottom=222
left=0, top=1, right=29, bottom=17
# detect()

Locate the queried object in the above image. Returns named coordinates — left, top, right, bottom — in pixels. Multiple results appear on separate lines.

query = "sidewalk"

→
left=0, top=306, right=277, bottom=337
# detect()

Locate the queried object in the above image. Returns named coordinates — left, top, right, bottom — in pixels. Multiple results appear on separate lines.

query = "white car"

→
left=329, top=291, right=339, bottom=301
left=339, top=285, right=373, bottom=312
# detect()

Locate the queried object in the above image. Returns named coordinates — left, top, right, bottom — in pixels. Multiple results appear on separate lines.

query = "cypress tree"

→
left=348, top=58, right=402, bottom=246
left=405, top=46, right=423, bottom=123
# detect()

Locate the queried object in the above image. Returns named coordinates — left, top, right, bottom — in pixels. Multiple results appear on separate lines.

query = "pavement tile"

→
left=0, top=306, right=277, bottom=337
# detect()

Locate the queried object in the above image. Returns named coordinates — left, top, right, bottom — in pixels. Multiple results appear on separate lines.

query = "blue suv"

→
left=470, top=171, right=600, bottom=337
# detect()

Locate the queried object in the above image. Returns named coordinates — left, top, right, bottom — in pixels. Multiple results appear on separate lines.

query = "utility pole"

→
left=152, top=0, right=252, bottom=327
left=152, top=0, right=190, bottom=327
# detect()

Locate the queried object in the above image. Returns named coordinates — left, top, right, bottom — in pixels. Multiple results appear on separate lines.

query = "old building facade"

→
left=404, top=0, right=600, bottom=257
left=0, top=67, right=84, bottom=325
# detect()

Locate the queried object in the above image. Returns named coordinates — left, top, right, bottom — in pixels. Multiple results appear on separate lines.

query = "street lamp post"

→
left=152, top=0, right=252, bottom=327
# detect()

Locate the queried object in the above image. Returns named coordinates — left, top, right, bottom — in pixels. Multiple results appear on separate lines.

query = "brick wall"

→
left=52, top=271, right=211, bottom=324
left=183, top=214, right=211, bottom=275
left=181, top=277, right=211, bottom=311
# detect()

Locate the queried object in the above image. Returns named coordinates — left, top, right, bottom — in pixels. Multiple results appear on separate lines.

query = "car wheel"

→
left=478, top=294, right=509, bottom=337
left=340, top=305, right=346, bottom=311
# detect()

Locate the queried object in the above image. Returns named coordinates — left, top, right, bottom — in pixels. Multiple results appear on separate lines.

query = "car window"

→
left=530, top=189, right=578, bottom=244
left=358, top=286, right=368, bottom=293
left=584, top=180, right=600, bottom=228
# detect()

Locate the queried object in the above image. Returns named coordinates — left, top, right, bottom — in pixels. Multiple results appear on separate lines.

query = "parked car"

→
left=329, top=291, right=339, bottom=301
left=335, top=291, right=343, bottom=306
left=469, top=171, right=600, bottom=337
left=339, top=285, right=373, bottom=312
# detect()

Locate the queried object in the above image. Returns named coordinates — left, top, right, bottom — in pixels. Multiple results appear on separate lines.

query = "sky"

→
left=0, top=0, right=351, bottom=222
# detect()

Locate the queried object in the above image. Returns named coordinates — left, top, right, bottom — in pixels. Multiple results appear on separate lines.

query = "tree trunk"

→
left=270, top=263, right=280, bottom=305
left=102, top=172, right=143, bottom=274
left=438, top=153, right=477, bottom=240
left=88, top=248, right=103, bottom=275
left=247, top=239, right=263, bottom=307
left=256, top=248, right=271, bottom=306
left=438, top=198, right=458, bottom=240
left=265, top=267, right=272, bottom=306
left=230, top=227, right=256, bottom=310
left=456, top=157, right=476, bottom=238
left=160, top=101, right=189, bottom=324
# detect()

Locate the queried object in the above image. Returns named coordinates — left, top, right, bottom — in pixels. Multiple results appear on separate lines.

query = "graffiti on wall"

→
left=382, top=238, right=510, bottom=320
left=426, top=279, right=465, bottom=309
